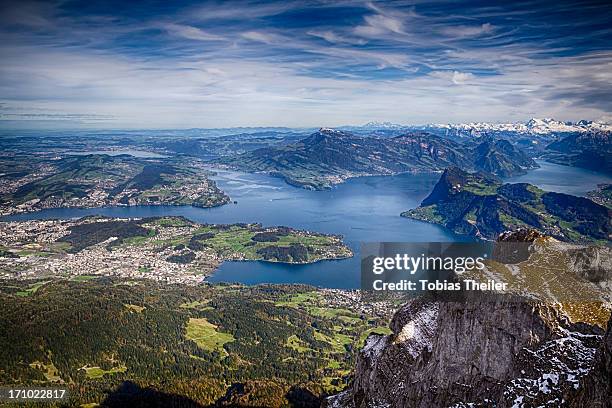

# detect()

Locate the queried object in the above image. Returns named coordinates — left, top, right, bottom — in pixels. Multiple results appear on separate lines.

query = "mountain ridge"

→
left=420, top=117, right=612, bottom=136
left=403, top=167, right=611, bottom=243
left=544, top=131, right=612, bottom=175
left=339, top=118, right=611, bottom=137
left=216, top=129, right=538, bottom=189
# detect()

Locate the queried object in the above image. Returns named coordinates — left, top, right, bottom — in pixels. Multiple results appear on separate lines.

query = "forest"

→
left=0, top=278, right=393, bottom=407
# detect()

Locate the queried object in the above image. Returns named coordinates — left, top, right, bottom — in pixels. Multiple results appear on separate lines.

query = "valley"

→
left=3, top=153, right=609, bottom=288
left=0, top=123, right=610, bottom=408
left=1, top=0, right=611, bottom=405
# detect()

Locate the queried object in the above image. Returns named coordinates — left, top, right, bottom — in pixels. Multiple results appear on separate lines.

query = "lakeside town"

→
left=0, top=153, right=231, bottom=216
left=0, top=216, right=353, bottom=285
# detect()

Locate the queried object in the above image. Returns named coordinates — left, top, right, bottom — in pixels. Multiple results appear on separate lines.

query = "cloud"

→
left=428, top=70, right=475, bottom=85
left=0, top=0, right=610, bottom=127
left=451, top=71, right=475, bottom=85
left=355, top=14, right=405, bottom=37
left=188, top=1, right=293, bottom=21
left=240, top=30, right=278, bottom=44
left=353, top=3, right=415, bottom=39
left=161, top=23, right=225, bottom=42
left=307, top=30, right=366, bottom=45
left=439, top=23, right=495, bottom=38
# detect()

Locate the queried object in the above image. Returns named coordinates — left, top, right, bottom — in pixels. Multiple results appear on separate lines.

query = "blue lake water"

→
left=5, top=161, right=609, bottom=288
left=507, top=160, right=611, bottom=197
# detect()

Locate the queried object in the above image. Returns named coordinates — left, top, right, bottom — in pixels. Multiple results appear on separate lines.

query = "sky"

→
left=0, top=0, right=611, bottom=129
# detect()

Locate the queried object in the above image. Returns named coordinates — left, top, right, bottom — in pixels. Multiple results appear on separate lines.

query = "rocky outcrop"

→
left=567, top=246, right=612, bottom=289
left=328, top=229, right=611, bottom=408
left=570, top=317, right=612, bottom=407
left=497, top=228, right=544, bottom=243
left=328, top=296, right=609, bottom=408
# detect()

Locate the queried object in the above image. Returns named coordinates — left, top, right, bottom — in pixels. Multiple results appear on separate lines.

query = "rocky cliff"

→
left=571, top=317, right=612, bottom=407
left=327, top=230, right=612, bottom=407
left=327, top=296, right=608, bottom=408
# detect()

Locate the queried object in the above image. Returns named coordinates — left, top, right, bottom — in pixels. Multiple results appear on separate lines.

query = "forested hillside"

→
left=0, top=279, right=393, bottom=407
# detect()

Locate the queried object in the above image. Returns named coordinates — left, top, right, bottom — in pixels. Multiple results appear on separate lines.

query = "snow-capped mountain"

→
left=360, top=121, right=406, bottom=130
left=338, top=118, right=610, bottom=139
left=422, top=118, right=611, bottom=137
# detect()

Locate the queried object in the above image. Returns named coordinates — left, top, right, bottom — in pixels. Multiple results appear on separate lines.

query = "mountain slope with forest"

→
left=0, top=280, right=393, bottom=407
left=544, top=131, right=612, bottom=175
left=216, top=129, right=537, bottom=189
left=402, top=167, right=611, bottom=243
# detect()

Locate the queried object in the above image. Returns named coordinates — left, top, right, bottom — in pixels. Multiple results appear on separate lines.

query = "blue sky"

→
left=0, top=0, right=610, bottom=128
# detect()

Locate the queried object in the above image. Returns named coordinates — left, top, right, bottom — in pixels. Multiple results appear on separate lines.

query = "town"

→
left=0, top=216, right=353, bottom=285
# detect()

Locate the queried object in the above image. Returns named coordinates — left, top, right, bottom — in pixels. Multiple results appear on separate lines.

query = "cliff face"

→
left=571, top=317, right=612, bottom=407
left=328, top=298, right=608, bottom=408
left=328, top=229, right=611, bottom=408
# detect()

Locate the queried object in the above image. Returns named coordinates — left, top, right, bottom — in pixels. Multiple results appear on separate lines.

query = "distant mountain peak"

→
left=361, top=121, right=405, bottom=129
left=318, top=127, right=345, bottom=134
left=304, top=128, right=352, bottom=144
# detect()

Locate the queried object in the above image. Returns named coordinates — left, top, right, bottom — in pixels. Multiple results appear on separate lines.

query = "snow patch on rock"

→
left=363, top=333, right=388, bottom=360
left=394, top=302, right=439, bottom=358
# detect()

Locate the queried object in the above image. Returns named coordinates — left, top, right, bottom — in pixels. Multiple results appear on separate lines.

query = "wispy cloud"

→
left=307, top=30, right=366, bottom=45
left=161, top=23, right=226, bottom=42
left=439, top=23, right=494, bottom=38
left=0, top=0, right=610, bottom=128
left=240, top=30, right=279, bottom=44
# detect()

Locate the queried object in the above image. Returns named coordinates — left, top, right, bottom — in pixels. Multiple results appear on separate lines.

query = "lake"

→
left=507, top=160, right=610, bottom=197
left=5, top=161, right=610, bottom=288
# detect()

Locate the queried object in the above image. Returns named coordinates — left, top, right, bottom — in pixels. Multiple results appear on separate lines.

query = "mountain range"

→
left=338, top=118, right=611, bottom=149
left=216, top=128, right=538, bottom=189
left=421, top=117, right=612, bottom=137
left=342, top=118, right=611, bottom=136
